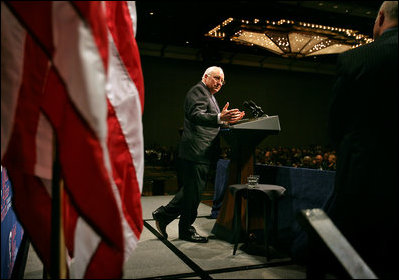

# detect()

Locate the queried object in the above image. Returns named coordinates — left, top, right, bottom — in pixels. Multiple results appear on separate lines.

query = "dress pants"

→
left=162, top=159, right=210, bottom=235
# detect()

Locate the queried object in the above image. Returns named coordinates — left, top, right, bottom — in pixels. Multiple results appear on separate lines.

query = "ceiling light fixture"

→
left=205, top=18, right=373, bottom=58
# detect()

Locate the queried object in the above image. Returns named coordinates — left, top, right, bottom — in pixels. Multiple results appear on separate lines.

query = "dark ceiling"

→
left=135, top=1, right=382, bottom=63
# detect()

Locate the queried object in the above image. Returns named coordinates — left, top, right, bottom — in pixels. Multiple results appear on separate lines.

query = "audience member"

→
left=301, top=155, right=313, bottom=168
left=313, top=154, right=323, bottom=170
left=326, top=154, right=336, bottom=170
left=322, top=2, right=398, bottom=278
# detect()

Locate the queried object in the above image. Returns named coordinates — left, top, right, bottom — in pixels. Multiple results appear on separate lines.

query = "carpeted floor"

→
left=23, top=195, right=307, bottom=279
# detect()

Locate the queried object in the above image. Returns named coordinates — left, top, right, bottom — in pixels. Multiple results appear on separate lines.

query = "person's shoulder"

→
left=380, top=27, right=398, bottom=42
left=338, top=41, right=371, bottom=60
left=188, top=81, right=209, bottom=95
left=340, top=29, right=397, bottom=60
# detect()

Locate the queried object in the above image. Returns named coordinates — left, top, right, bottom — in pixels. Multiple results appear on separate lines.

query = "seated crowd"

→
left=145, top=144, right=337, bottom=171
left=255, top=145, right=337, bottom=170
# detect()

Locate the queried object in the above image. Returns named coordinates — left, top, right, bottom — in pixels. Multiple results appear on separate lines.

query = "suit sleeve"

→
left=185, top=85, right=219, bottom=127
left=328, top=54, right=352, bottom=147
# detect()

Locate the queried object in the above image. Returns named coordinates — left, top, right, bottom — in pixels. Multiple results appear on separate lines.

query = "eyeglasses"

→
left=210, top=75, right=226, bottom=85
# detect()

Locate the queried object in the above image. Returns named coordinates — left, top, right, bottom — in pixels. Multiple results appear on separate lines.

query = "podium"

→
left=221, top=115, right=281, bottom=185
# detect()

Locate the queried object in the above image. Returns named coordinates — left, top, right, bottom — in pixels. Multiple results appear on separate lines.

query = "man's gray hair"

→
left=381, top=1, right=398, bottom=21
left=202, top=66, right=224, bottom=79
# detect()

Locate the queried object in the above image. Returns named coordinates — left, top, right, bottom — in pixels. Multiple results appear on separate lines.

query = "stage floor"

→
left=24, top=195, right=306, bottom=279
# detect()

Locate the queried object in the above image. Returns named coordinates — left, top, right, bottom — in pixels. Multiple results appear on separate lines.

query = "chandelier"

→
left=205, top=18, right=373, bottom=58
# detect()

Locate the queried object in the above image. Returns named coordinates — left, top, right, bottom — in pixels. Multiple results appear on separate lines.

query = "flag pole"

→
left=50, top=143, right=67, bottom=279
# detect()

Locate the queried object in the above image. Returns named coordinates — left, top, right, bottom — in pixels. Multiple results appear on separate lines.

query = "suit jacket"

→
left=327, top=28, right=398, bottom=275
left=329, top=28, right=398, bottom=196
left=178, top=81, right=221, bottom=164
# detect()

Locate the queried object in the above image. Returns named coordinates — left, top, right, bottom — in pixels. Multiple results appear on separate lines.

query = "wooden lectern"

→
left=221, top=115, right=281, bottom=185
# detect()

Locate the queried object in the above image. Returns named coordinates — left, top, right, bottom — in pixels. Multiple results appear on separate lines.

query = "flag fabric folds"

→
left=1, top=1, right=144, bottom=278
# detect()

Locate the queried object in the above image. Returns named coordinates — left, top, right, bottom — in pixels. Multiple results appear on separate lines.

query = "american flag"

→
left=1, top=1, right=144, bottom=278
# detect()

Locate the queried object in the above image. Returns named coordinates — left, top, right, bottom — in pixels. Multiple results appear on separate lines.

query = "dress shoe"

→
left=179, top=232, right=208, bottom=243
left=152, top=208, right=168, bottom=239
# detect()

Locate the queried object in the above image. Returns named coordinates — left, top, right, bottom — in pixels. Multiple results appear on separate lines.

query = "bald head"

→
left=202, top=66, right=224, bottom=79
left=381, top=1, right=398, bottom=21
left=201, top=66, right=225, bottom=94
left=373, top=1, right=398, bottom=39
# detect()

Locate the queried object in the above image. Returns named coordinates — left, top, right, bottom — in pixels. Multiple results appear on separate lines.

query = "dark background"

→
left=135, top=1, right=382, bottom=149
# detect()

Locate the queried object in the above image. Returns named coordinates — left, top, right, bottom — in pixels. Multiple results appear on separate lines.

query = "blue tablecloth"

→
left=255, top=164, right=335, bottom=261
left=211, top=163, right=335, bottom=261
left=211, top=159, right=230, bottom=218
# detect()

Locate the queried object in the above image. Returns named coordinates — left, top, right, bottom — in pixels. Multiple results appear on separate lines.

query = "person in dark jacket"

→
left=153, top=66, right=245, bottom=243
left=311, top=1, right=398, bottom=278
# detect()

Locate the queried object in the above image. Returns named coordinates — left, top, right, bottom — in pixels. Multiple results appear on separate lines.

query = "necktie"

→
left=211, top=95, right=220, bottom=113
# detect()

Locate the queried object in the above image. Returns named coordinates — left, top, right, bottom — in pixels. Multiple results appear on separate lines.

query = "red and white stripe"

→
left=105, top=1, right=144, bottom=258
left=1, top=1, right=144, bottom=278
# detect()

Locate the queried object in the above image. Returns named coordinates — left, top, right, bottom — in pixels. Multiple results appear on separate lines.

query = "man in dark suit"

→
left=322, top=1, right=398, bottom=278
left=153, top=66, right=245, bottom=243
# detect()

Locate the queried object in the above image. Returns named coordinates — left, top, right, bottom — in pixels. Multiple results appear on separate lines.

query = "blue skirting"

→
left=1, top=167, right=24, bottom=279
left=211, top=162, right=335, bottom=261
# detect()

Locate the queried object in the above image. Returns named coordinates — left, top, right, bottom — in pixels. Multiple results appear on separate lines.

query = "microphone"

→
left=249, top=100, right=267, bottom=117
left=243, top=101, right=258, bottom=118
left=243, top=101, right=254, bottom=110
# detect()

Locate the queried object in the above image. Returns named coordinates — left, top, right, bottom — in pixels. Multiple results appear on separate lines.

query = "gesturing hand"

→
left=220, top=102, right=245, bottom=124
